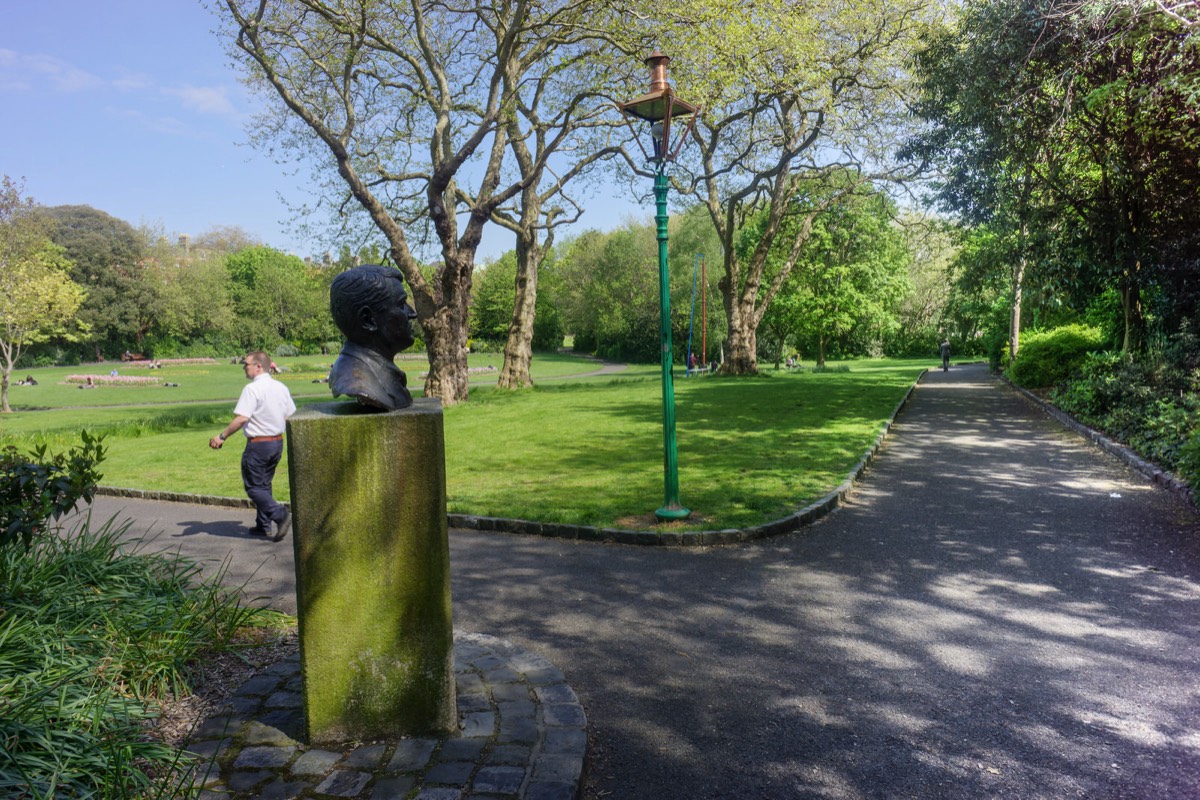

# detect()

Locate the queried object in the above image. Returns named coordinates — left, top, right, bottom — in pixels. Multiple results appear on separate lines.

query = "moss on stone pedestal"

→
left=286, top=399, right=455, bottom=744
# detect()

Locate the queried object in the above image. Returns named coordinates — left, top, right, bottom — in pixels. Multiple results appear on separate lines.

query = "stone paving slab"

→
left=183, top=633, right=585, bottom=800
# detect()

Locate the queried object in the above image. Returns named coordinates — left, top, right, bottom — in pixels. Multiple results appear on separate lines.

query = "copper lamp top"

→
left=646, top=51, right=670, bottom=93
left=619, top=50, right=698, bottom=123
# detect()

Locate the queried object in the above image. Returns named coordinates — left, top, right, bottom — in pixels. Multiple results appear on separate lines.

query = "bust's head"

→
left=330, top=265, right=417, bottom=357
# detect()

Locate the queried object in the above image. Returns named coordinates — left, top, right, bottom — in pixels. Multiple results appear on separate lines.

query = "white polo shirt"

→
left=234, top=373, right=296, bottom=438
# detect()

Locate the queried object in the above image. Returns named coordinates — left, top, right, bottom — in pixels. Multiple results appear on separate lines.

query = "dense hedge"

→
left=1006, top=324, right=1106, bottom=389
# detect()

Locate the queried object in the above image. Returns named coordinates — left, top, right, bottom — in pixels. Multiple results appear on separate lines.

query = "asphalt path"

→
left=81, top=363, right=1200, bottom=799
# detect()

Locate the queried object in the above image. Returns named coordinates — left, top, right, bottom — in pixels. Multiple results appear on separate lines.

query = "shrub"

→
left=1179, top=431, right=1200, bottom=491
left=275, top=343, right=300, bottom=357
left=1007, top=324, right=1106, bottom=389
left=1, top=432, right=106, bottom=552
left=0, top=514, right=268, bottom=798
left=1051, top=351, right=1130, bottom=418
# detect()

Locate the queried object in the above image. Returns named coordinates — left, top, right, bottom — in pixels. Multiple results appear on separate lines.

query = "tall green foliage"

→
left=751, top=181, right=911, bottom=366
left=470, top=250, right=565, bottom=352
left=907, top=1, right=1200, bottom=356
left=225, top=245, right=335, bottom=351
left=0, top=179, right=88, bottom=412
left=38, top=205, right=160, bottom=360
left=558, top=225, right=661, bottom=362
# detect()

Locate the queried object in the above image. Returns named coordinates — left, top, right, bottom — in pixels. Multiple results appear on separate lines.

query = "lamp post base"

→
left=655, top=503, right=691, bottom=522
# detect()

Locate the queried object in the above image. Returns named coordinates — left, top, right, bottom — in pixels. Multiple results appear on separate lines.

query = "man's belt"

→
left=247, top=434, right=283, bottom=442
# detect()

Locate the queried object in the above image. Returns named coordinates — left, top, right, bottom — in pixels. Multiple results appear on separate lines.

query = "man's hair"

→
left=330, top=264, right=407, bottom=342
left=245, top=351, right=272, bottom=370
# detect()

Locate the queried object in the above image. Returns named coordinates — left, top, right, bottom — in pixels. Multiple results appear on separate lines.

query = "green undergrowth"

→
left=0, top=514, right=276, bottom=799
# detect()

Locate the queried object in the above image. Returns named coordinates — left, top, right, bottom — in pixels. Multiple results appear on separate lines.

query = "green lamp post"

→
left=619, top=51, right=699, bottom=521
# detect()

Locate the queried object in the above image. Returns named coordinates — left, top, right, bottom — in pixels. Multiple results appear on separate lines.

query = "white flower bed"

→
left=66, top=375, right=161, bottom=386
left=124, top=358, right=218, bottom=367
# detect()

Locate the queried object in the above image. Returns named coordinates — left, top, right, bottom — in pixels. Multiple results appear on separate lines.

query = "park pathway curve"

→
left=89, top=363, right=1200, bottom=799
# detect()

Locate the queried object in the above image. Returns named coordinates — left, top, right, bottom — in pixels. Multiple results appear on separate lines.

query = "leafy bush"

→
left=1, top=432, right=106, bottom=551
left=1007, top=324, right=1106, bottom=388
left=275, top=342, right=300, bottom=357
left=0, top=514, right=267, bottom=798
left=1178, top=432, right=1200, bottom=491
left=1051, top=351, right=1130, bottom=418
left=1051, top=331, right=1200, bottom=489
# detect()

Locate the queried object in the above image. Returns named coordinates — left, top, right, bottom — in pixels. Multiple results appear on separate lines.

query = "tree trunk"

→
left=1121, top=279, right=1142, bottom=354
left=497, top=234, right=538, bottom=389
left=416, top=240, right=473, bottom=405
left=817, top=334, right=827, bottom=368
left=724, top=321, right=758, bottom=374
left=722, top=282, right=759, bottom=374
left=422, top=311, right=470, bottom=404
left=1009, top=247, right=1026, bottom=363
left=1, top=371, right=10, bottom=414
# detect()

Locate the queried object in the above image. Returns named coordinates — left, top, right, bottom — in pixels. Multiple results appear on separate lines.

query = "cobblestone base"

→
left=184, top=633, right=586, bottom=800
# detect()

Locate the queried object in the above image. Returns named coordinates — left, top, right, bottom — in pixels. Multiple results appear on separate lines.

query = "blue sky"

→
left=2, top=1, right=635, bottom=261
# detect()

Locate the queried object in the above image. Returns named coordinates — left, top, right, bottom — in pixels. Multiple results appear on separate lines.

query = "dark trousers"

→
left=241, top=439, right=285, bottom=531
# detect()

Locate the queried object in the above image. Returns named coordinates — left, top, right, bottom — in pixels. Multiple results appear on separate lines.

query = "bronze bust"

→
left=328, top=264, right=419, bottom=411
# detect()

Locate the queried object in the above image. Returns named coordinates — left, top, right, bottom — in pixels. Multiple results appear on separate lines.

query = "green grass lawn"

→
left=3, top=355, right=925, bottom=530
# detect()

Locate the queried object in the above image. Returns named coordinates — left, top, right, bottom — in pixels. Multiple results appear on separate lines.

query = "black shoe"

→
left=248, top=527, right=271, bottom=537
left=273, top=509, right=292, bottom=542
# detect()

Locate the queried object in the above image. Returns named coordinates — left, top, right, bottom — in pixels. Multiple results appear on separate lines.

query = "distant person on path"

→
left=328, top=264, right=418, bottom=411
left=209, top=350, right=296, bottom=541
left=940, top=339, right=951, bottom=372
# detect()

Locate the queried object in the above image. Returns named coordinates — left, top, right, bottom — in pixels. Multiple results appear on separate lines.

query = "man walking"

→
left=940, top=338, right=951, bottom=372
left=209, top=351, right=296, bottom=541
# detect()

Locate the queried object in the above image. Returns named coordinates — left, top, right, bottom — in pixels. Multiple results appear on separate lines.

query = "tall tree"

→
left=488, top=25, right=627, bottom=389
left=225, top=245, right=333, bottom=351
left=906, top=0, right=1200, bottom=355
left=38, top=205, right=160, bottom=359
left=557, top=224, right=669, bottom=362
left=140, top=227, right=239, bottom=352
left=753, top=180, right=911, bottom=366
left=0, top=178, right=86, bottom=413
left=217, top=0, right=629, bottom=403
left=892, top=213, right=957, bottom=357
left=624, top=0, right=939, bottom=374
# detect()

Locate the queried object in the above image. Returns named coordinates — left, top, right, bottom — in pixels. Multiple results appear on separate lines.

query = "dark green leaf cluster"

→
left=0, top=431, right=105, bottom=552
left=907, top=1, right=1200, bottom=356
left=0, top=514, right=269, bottom=798
left=1051, top=335, right=1200, bottom=488
left=1006, top=324, right=1106, bottom=389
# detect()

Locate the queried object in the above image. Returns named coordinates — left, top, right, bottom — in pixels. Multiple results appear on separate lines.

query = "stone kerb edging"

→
left=96, top=372, right=926, bottom=547
left=1001, top=374, right=1195, bottom=507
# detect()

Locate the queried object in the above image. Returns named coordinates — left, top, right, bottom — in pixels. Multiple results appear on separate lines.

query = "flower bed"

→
left=124, top=358, right=218, bottom=367
left=66, top=375, right=161, bottom=386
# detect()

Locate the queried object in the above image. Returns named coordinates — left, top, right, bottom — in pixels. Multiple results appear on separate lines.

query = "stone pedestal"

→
left=286, top=399, right=455, bottom=744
